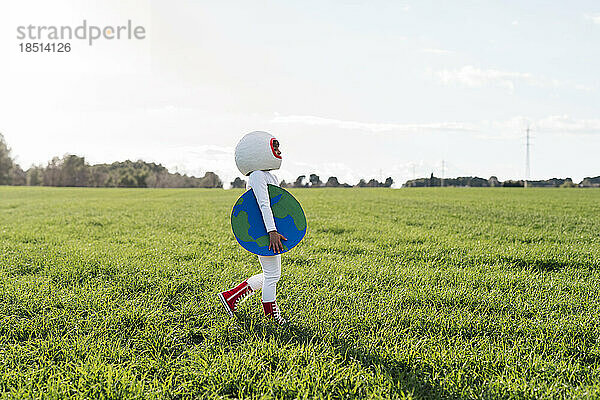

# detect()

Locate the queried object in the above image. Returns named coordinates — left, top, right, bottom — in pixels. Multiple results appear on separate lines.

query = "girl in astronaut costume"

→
left=218, top=131, right=288, bottom=325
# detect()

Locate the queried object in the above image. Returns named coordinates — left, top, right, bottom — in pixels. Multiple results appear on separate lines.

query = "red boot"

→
left=262, top=301, right=287, bottom=325
left=217, top=281, right=254, bottom=317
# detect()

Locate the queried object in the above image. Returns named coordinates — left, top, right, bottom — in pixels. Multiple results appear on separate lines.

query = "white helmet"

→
left=234, top=131, right=282, bottom=176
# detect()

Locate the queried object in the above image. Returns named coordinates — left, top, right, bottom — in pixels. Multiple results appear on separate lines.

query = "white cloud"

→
left=584, top=13, right=600, bottom=24
left=271, top=114, right=475, bottom=133
left=183, top=144, right=234, bottom=156
left=435, top=66, right=535, bottom=92
left=421, top=48, right=453, bottom=55
left=272, top=113, right=600, bottom=138
left=481, top=115, right=600, bottom=138
left=536, top=115, right=600, bottom=134
left=434, top=65, right=592, bottom=92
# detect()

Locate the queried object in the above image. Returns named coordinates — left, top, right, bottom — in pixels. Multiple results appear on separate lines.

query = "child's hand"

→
left=268, top=231, right=287, bottom=254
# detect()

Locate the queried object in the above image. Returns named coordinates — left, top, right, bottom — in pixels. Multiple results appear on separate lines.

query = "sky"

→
left=1, top=0, right=599, bottom=187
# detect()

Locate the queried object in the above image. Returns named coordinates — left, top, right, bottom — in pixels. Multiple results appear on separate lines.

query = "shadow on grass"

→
left=387, top=249, right=597, bottom=272
left=497, top=255, right=594, bottom=272
left=234, top=314, right=462, bottom=399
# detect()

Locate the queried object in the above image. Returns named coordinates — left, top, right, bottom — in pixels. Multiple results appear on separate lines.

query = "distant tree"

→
left=560, top=178, right=576, bottom=188
left=26, top=165, right=44, bottom=186
left=118, top=173, right=136, bottom=187
left=144, top=172, right=164, bottom=188
left=384, top=177, right=393, bottom=187
left=198, top=172, right=223, bottom=188
left=502, top=180, right=524, bottom=187
left=356, top=179, right=367, bottom=187
left=0, top=133, right=15, bottom=185
left=309, top=174, right=322, bottom=187
left=325, top=177, right=340, bottom=187
left=580, top=176, right=600, bottom=188
left=60, top=155, right=88, bottom=186
left=427, top=173, right=445, bottom=187
left=293, top=175, right=307, bottom=188
left=230, top=177, right=246, bottom=188
left=454, top=177, right=488, bottom=187
left=88, top=165, right=110, bottom=187
left=527, top=178, right=576, bottom=188
left=43, top=157, right=62, bottom=186
left=10, top=165, right=26, bottom=186
left=279, top=180, right=289, bottom=188
left=488, top=176, right=501, bottom=187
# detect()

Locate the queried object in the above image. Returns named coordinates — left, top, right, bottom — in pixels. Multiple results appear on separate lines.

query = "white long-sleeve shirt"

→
left=247, top=170, right=279, bottom=233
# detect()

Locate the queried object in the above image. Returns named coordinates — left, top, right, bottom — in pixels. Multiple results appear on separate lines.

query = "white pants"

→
left=246, top=255, right=281, bottom=302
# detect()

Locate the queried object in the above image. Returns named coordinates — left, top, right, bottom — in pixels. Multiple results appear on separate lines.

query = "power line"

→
left=525, top=125, right=531, bottom=188
left=441, top=160, right=445, bottom=187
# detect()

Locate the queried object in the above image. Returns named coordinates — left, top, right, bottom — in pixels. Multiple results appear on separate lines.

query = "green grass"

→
left=1, top=186, right=600, bottom=399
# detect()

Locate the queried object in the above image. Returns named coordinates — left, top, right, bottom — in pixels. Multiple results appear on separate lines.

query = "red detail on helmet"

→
left=270, top=138, right=282, bottom=159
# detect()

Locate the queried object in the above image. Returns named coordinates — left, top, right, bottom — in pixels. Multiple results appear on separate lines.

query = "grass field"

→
left=1, top=186, right=600, bottom=399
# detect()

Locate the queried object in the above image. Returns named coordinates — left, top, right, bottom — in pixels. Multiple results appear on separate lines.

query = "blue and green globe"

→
left=231, top=185, right=307, bottom=256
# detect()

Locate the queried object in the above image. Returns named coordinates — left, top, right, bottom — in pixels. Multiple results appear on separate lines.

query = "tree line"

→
left=0, top=134, right=222, bottom=188
left=230, top=174, right=393, bottom=189
left=403, top=173, right=600, bottom=188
